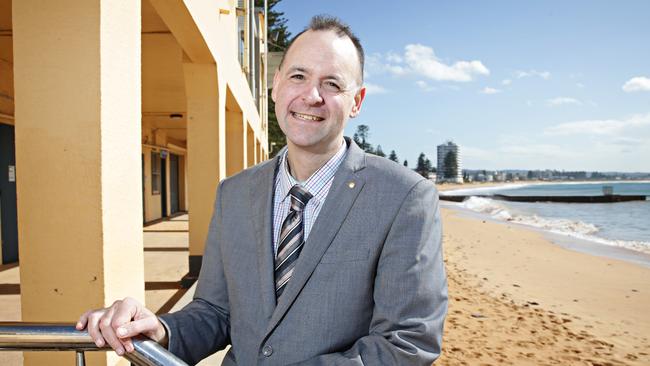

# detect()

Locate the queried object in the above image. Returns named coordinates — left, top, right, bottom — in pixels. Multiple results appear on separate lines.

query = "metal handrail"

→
left=0, top=322, right=188, bottom=366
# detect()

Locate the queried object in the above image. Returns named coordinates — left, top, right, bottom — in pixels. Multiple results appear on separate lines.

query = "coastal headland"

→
left=436, top=185, right=650, bottom=365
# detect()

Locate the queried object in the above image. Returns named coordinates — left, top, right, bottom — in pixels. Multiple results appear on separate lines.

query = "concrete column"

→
left=183, top=62, right=223, bottom=285
left=241, top=115, right=249, bottom=169
left=226, top=109, right=245, bottom=176
left=247, top=124, right=256, bottom=167
left=13, top=1, right=142, bottom=365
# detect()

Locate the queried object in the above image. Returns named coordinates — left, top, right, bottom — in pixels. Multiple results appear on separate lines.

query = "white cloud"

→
left=387, top=65, right=408, bottom=76
left=385, top=52, right=403, bottom=63
left=367, top=45, right=489, bottom=83
left=364, top=83, right=388, bottom=95
left=526, top=100, right=534, bottom=107
left=501, top=79, right=512, bottom=86
left=576, top=82, right=585, bottom=88
left=515, top=69, right=551, bottom=80
left=546, top=97, right=582, bottom=106
left=480, top=87, right=501, bottom=94
left=404, top=44, right=489, bottom=82
left=622, top=76, right=650, bottom=92
left=544, top=112, right=650, bottom=136
left=415, top=80, right=437, bottom=92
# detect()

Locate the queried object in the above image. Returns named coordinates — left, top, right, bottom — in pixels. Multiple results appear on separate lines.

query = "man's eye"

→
left=290, top=74, right=305, bottom=80
left=323, top=81, right=341, bottom=91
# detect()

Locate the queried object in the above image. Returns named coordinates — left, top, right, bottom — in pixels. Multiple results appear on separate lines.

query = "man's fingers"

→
left=116, top=317, right=160, bottom=339
left=77, top=298, right=153, bottom=356
left=85, top=311, right=106, bottom=347
left=76, top=310, right=91, bottom=330
left=123, top=338, right=135, bottom=353
left=112, top=297, right=140, bottom=333
left=99, top=305, right=125, bottom=355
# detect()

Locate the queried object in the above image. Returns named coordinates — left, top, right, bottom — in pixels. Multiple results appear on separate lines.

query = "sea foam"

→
left=457, top=196, right=650, bottom=254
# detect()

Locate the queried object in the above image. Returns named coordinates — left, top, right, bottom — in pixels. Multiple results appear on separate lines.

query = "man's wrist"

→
left=155, top=318, right=170, bottom=348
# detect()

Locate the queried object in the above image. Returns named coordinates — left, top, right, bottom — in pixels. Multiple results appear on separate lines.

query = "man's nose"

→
left=301, top=84, right=323, bottom=105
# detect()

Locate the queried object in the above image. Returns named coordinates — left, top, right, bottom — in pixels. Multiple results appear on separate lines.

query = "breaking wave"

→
left=457, top=196, right=650, bottom=254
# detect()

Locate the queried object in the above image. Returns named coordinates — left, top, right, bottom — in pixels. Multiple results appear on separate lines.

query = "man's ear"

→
left=349, top=86, right=366, bottom=118
left=271, top=68, right=281, bottom=102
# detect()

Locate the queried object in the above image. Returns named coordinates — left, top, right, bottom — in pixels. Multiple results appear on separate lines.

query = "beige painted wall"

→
left=13, top=1, right=144, bottom=365
left=142, top=33, right=186, bottom=115
left=0, top=28, right=14, bottom=119
left=247, top=123, right=255, bottom=167
left=226, top=109, right=245, bottom=177
left=4, top=3, right=268, bottom=363
left=181, top=0, right=265, bottom=143
left=185, top=62, right=223, bottom=258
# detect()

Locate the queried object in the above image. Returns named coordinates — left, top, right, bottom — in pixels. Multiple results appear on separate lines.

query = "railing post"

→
left=75, top=351, right=85, bottom=366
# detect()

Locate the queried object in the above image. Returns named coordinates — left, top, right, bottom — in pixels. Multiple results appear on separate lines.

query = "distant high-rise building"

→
left=437, top=141, right=463, bottom=183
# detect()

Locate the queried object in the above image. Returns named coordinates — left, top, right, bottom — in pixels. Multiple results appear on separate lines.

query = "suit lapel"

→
left=264, top=139, right=367, bottom=338
left=251, top=155, right=282, bottom=319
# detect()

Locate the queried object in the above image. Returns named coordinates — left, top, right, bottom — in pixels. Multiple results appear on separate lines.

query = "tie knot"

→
left=289, top=184, right=312, bottom=211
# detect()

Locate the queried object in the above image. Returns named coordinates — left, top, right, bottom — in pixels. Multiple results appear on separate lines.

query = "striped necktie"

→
left=275, top=184, right=313, bottom=299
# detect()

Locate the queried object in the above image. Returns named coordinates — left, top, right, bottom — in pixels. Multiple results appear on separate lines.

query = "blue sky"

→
left=275, top=0, right=650, bottom=172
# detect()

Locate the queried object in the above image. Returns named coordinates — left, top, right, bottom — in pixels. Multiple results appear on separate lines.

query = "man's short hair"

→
left=278, top=15, right=365, bottom=82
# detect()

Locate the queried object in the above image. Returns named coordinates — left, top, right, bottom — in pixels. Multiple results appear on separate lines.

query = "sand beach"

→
left=437, top=205, right=650, bottom=365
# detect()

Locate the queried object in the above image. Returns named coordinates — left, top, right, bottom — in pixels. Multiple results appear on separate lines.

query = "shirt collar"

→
left=277, top=140, right=348, bottom=204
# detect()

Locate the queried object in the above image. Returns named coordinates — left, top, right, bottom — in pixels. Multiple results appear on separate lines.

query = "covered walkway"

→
left=0, top=213, right=224, bottom=365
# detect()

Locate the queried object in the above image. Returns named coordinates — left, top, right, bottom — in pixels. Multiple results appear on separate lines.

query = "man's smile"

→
left=291, top=111, right=325, bottom=122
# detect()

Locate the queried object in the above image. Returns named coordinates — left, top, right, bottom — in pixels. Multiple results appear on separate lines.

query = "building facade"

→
left=0, top=0, right=269, bottom=364
left=436, top=141, right=463, bottom=183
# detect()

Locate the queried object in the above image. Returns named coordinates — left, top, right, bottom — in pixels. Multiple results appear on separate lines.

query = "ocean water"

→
left=441, top=182, right=650, bottom=256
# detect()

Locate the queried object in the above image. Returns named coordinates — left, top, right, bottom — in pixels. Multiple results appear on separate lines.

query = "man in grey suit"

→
left=78, top=15, right=447, bottom=365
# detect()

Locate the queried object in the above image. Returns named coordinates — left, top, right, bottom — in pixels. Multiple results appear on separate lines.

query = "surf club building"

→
left=0, top=0, right=269, bottom=364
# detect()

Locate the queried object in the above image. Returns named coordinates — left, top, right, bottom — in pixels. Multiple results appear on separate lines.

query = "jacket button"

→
left=262, top=345, right=273, bottom=357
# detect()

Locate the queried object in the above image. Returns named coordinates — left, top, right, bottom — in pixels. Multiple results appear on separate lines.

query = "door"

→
left=160, top=153, right=167, bottom=217
left=170, top=154, right=179, bottom=214
left=0, top=124, right=18, bottom=264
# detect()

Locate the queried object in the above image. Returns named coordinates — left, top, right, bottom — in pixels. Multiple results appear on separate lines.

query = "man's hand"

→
left=76, top=297, right=167, bottom=356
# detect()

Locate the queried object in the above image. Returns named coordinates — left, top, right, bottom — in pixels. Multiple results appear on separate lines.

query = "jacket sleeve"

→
left=294, top=179, right=448, bottom=366
left=159, top=181, right=231, bottom=365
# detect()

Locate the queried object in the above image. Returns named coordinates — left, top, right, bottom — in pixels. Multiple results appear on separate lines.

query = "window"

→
left=151, top=152, right=161, bottom=195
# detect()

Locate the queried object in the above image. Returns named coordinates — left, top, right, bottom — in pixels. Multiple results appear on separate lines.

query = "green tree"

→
left=388, top=150, right=399, bottom=162
left=261, top=0, right=291, bottom=157
left=353, top=124, right=374, bottom=153
left=403, top=160, right=408, bottom=167
left=374, top=145, right=386, bottom=157
left=443, top=150, right=458, bottom=180
left=258, top=0, right=291, bottom=52
left=415, top=153, right=432, bottom=178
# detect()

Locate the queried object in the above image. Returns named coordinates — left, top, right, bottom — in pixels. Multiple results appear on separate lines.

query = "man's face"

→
left=272, top=30, right=366, bottom=154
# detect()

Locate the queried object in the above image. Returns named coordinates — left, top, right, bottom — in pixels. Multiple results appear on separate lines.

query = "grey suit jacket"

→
left=160, top=138, right=448, bottom=365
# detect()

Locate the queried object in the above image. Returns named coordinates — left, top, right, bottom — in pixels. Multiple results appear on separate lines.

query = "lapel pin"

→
left=348, top=181, right=356, bottom=188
